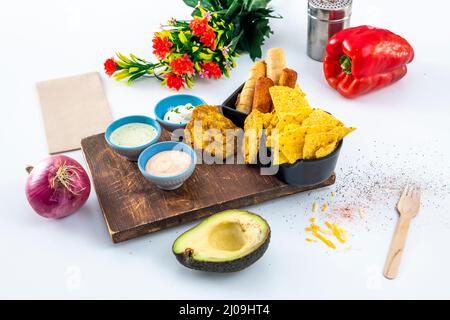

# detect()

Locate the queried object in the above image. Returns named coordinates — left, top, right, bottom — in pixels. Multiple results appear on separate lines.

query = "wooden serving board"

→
left=81, top=132, right=336, bottom=243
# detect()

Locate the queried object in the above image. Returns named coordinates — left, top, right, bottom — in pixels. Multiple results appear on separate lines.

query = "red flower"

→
left=189, top=17, right=209, bottom=37
left=200, top=62, right=222, bottom=80
left=152, top=34, right=173, bottom=59
left=189, top=17, right=216, bottom=49
left=170, top=54, right=194, bottom=76
left=200, top=27, right=216, bottom=49
left=164, top=73, right=185, bottom=91
left=104, top=58, right=117, bottom=77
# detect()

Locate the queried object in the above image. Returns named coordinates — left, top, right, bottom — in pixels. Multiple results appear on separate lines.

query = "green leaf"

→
left=245, top=0, right=271, bottom=11
left=178, top=31, right=188, bottom=45
left=182, top=0, right=198, bottom=8
left=114, top=69, right=130, bottom=81
left=129, top=53, right=149, bottom=64
left=115, top=60, right=129, bottom=69
left=198, top=52, right=214, bottom=60
left=116, top=52, right=131, bottom=64
left=224, top=0, right=241, bottom=19
left=194, top=62, right=202, bottom=72
left=127, top=70, right=148, bottom=84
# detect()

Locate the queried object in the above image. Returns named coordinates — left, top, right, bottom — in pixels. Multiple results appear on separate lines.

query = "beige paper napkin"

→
left=36, top=72, right=113, bottom=154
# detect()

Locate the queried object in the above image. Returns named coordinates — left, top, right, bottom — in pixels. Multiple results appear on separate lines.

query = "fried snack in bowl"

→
left=252, top=77, right=274, bottom=114
left=270, top=86, right=311, bottom=115
left=279, top=68, right=298, bottom=89
left=243, top=109, right=265, bottom=164
left=185, top=105, right=239, bottom=160
left=264, top=87, right=355, bottom=165
left=275, top=124, right=307, bottom=164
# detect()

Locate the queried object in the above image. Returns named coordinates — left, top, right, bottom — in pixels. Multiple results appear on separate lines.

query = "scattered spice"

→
left=321, top=203, right=329, bottom=212
left=307, top=139, right=450, bottom=231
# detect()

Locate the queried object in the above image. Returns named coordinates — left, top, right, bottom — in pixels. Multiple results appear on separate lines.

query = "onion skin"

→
left=25, top=155, right=91, bottom=219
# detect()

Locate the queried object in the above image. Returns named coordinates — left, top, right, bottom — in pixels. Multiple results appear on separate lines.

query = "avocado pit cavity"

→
left=208, top=222, right=246, bottom=251
left=172, top=210, right=271, bottom=272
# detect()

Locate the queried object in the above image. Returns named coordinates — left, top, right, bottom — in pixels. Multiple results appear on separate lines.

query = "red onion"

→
left=25, top=155, right=91, bottom=219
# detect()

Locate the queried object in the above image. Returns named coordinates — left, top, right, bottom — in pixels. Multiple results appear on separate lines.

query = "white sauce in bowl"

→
left=110, top=123, right=157, bottom=147
left=163, top=103, right=196, bottom=124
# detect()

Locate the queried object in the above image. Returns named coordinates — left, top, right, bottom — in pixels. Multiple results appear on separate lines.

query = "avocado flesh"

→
left=173, top=210, right=270, bottom=272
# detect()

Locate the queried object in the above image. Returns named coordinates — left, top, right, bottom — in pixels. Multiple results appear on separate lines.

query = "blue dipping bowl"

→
left=154, top=94, right=206, bottom=132
left=138, top=141, right=197, bottom=190
left=105, top=115, right=162, bottom=161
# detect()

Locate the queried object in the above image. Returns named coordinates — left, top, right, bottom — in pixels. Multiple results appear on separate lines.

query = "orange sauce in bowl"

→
left=145, top=151, right=192, bottom=177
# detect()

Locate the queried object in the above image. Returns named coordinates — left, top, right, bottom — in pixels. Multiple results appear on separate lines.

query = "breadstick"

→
left=237, top=61, right=266, bottom=114
left=266, top=48, right=286, bottom=85
left=279, top=68, right=298, bottom=88
left=253, top=77, right=274, bottom=114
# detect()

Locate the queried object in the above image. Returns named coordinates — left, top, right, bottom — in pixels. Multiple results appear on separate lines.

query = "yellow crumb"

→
left=331, top=192, right=336, bottom=197
left=359, top=208, right=366, bottom=219
left=313, top=232, right=337, bottom=249
left=312, top=202, right=319, bottom=213
left=306, top=219, right=336, bottom=249
left=305, top=219, right=349, bottom=250
left=322, top=203, right=329, bottom=212
left=331, top=223, right=348, bottom=244
left=305, top=238, right=317, bottom=243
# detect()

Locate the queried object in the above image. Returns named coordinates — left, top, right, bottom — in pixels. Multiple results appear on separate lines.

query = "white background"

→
left=1, top=0, right=450, bottom=299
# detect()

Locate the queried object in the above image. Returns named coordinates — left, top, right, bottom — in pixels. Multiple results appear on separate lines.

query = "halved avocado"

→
left=172, top=210, right=271, bottom=273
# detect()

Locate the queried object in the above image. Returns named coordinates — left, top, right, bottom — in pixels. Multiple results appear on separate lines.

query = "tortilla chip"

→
left=263, top=110, right=275, bottom=128
left=270, top=86, right=311, bottom=115
left=243, top=110, right=264, bottom=164
left=273, top=150, right=289, bottom=166
left=277, top=125, right=307, bottom=164
left=276, top=109, right=313, bottom=131
left=304, top=125, right=337, bottom=134
left=302, top=109, right=343, bottom=128
left=315, top=141, right=339, bottom=158
left=303, top=132, right=339, bottom=160
left=329, top=127, right=356, bottom=140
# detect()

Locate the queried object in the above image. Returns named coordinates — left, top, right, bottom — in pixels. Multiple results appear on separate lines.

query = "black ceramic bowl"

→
left=275, top=141, right=342, bottom=186
left=222, top=84, right=342, bottom=187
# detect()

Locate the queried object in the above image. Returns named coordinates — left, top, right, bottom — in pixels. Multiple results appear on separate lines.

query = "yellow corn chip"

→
left=272, top=148, right=289, bottom=166
left=315, top=141, right=339, bottom=158
left=277, top=125, right=307, bottom=164
left=243, top=110, right=264, bottom=164
left=305, top=125, right=337, bottom=134
left=275, top=109, right=313, bottom=131
left=263, top=111, right=275, bottom=128
left=329, top=127, right=356, bottom=140
left=270, top=86, right=312, bottom=115
left=302, top=108, right=343, bottom=127
left=303, top=132, right=339, bottom=160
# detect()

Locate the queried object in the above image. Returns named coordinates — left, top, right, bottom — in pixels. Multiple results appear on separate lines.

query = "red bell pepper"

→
left=323, top=25, right=414, bottom=98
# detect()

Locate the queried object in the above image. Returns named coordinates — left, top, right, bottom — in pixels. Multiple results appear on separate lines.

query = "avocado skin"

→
left=174, top=231, right=270, bottom=273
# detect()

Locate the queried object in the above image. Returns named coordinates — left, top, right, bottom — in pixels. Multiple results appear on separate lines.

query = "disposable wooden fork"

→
left=383, top=186, right=421, bottom=280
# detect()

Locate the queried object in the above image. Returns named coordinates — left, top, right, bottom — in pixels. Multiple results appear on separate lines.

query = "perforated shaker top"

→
left=308, top=0, right=353, bottom=21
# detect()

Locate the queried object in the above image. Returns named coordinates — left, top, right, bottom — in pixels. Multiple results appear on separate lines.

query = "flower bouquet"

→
left=104, top=0, right=280, bottom=90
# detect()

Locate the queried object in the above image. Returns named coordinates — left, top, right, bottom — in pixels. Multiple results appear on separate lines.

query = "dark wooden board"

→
left=81, top=132, right=336, bottom=243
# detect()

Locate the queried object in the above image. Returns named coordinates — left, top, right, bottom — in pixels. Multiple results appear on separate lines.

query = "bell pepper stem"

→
left=340, top=55, right=352, bottom=75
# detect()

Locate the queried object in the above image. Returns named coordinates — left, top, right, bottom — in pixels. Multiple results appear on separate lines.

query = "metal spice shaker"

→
left=307, top=0, right=353, bottom=62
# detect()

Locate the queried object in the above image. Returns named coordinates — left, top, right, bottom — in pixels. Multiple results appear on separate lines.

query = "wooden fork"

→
left=383, top=186, right=421, bottom=280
